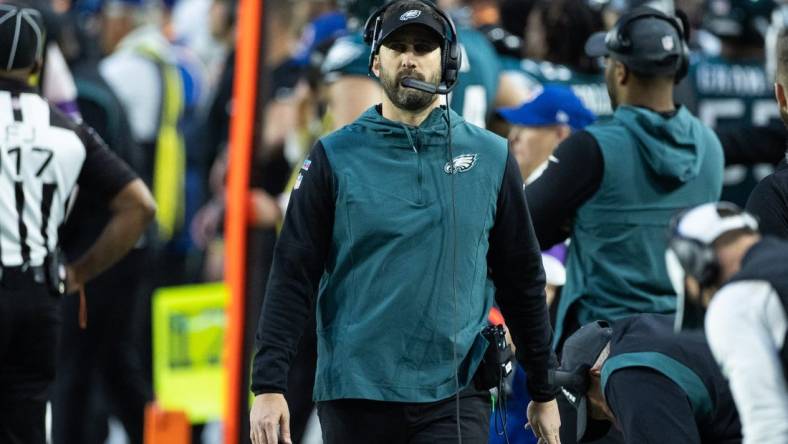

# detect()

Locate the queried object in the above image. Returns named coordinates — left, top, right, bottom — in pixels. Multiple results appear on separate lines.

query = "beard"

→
left=380, top=68, right=441, bottom=112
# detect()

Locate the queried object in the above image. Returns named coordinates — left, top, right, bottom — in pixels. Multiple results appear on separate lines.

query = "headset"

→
left=605, top=7, right=690, bottom=82
left=362, top=0, right=461, bottom=94
left=668, top=202, right=759, bottom=287
left=668, top=232, right=720, bottom=288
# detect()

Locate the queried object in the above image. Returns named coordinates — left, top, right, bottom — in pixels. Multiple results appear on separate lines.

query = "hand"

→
left=190, top=200, right=223, bottom=248
left=502, top=324, right=516, bottom=354
left=526, top=400, right=561, bottom=444
left=64, top=265, right=82, bottom=294
left=250, top=393, right=292, bottom=444
left=249, top=189, right=282, bottom=229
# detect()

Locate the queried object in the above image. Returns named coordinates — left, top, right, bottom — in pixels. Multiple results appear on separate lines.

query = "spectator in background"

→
left=24, top=0, right=82, bottom=119
left=189, top=0, right=236, bottom=281
left=675, top=0, right=784, bottom=206
left=497, top=85, right=595, bottom=184
left=746, top=28, right=788, bottom=239
left=99, top=0, right=187, bottom=267
left=97, top=1, right=187, bottom=439
left=501, top=0, right=610, bottom=117
left=600, top=0, right=675, bottom=30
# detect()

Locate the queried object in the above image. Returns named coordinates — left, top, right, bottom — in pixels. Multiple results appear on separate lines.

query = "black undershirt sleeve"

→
left=716, top=123, right=787, bottom=166
left=488, top=152, right=558, bottom=402
left=74, top=121, right=138, bottom=200
left=525, top=130, right=604, bottom=250
left=605, top=368, right=702, bottom=444
left=251, top=141, right=335, bottom=394
left=746, top=166, right=788, bottom=239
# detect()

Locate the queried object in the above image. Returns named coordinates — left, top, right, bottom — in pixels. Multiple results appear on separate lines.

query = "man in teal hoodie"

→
left=249, top=1, right=561, bottom=443
left=525, top=7, right=724, bottom=443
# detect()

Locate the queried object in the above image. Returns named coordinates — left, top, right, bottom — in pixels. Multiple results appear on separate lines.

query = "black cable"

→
left=492, top=368, right=511, bottom=444
left=500, top=374, right=510, bottom=444
left=446, top=94, right=462, bottom=444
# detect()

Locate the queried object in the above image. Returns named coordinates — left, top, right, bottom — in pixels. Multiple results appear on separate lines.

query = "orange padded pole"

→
left=224, top=0, right=263, bottom=441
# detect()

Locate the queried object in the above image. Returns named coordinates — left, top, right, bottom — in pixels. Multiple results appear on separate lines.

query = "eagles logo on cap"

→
left=400, top=9, right=421, bottom=20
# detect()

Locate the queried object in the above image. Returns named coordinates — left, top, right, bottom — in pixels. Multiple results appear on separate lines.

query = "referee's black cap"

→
left=0, top=1, right=45, bottom=72
left=549, top=320, right=613, bottom=442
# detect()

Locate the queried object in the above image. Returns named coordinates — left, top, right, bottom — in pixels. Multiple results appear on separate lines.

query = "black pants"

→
left=52, top=250, right=153, bottom=444
left=286, top=314, right=317, bottom=444
left=317, top=386, right=491, bottom=444
left=0, top=270, right=61, bottom=444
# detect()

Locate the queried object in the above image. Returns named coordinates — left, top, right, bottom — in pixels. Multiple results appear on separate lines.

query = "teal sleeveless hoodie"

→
left=315, top=106, right=509, bottom=402
left=555, top=105, right=724, bottom=345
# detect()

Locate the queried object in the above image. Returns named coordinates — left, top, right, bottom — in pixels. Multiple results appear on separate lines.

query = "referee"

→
left=0, top=2, right=155, bottom=443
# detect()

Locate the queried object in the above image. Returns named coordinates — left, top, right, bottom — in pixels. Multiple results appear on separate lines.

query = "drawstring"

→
left=401, top=123, right=417, bottom=152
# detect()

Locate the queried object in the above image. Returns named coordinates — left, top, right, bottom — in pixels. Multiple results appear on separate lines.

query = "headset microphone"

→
left=400, top=78, right=450, bottom=95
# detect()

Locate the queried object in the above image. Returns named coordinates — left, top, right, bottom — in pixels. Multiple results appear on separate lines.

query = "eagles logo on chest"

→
left=444, top=153, right=478, bottom=175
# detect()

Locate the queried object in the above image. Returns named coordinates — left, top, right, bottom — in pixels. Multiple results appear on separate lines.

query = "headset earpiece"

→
left=363, top=5, right=386, bottom=75
left=668, top=236, right=720, bottom=287
left=441, top=28, right=460, bottom=90
left=673, top=10, right=692, bottom=82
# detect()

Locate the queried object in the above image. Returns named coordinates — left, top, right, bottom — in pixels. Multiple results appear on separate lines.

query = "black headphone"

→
left=668, top=203, right=758, bottom=287
left=606, top=7, right=690, bottom=82
left=362, top=0, right=461, bottom=93
left=668, top=234, right=720, bottom=287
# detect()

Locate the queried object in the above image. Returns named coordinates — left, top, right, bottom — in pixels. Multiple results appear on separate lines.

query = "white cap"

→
left=674, top=202, right=758, bottom=244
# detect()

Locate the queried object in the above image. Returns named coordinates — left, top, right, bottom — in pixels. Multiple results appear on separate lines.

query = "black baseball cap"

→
left=550, top=321, right=613, bottom=442
left=376, top=1, right=447, bottom=47
left=0, top=1, right=45, bottom=72
left=584, top=6, right=683, bottom=76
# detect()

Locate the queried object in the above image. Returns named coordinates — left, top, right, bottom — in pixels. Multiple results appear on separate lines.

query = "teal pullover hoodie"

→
left=555, top=105, right=724, bottom=345
left=251, top=105, right=558, bottom=403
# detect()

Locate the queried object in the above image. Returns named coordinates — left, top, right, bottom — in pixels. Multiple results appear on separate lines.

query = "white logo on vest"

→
left=444, top=154, right=478, bottom=174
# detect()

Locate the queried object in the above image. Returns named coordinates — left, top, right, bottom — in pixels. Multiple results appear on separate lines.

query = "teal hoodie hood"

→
left=616, top=105, right=708, bottom=187
left=351, top=104, right=461, bottom=147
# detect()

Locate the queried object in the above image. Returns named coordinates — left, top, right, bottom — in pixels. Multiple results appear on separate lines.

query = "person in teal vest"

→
left=250, top=1, right=560, bottom=443
left=551, top=314, right=741, bottom=443
left=526, top=7, right=724, bottom=349
left=499, top=0, right=612, bottom=118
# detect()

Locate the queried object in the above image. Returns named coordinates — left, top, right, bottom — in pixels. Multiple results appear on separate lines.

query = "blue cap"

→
left=497, top=85, right=596, bottom=131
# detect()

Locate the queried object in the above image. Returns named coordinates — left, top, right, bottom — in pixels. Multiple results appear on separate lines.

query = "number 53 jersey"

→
left=0, top=79, right=137, bottom=268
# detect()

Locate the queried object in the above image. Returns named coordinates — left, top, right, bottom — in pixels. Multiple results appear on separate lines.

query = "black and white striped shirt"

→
left=0, top=78, right=136, bottom=267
